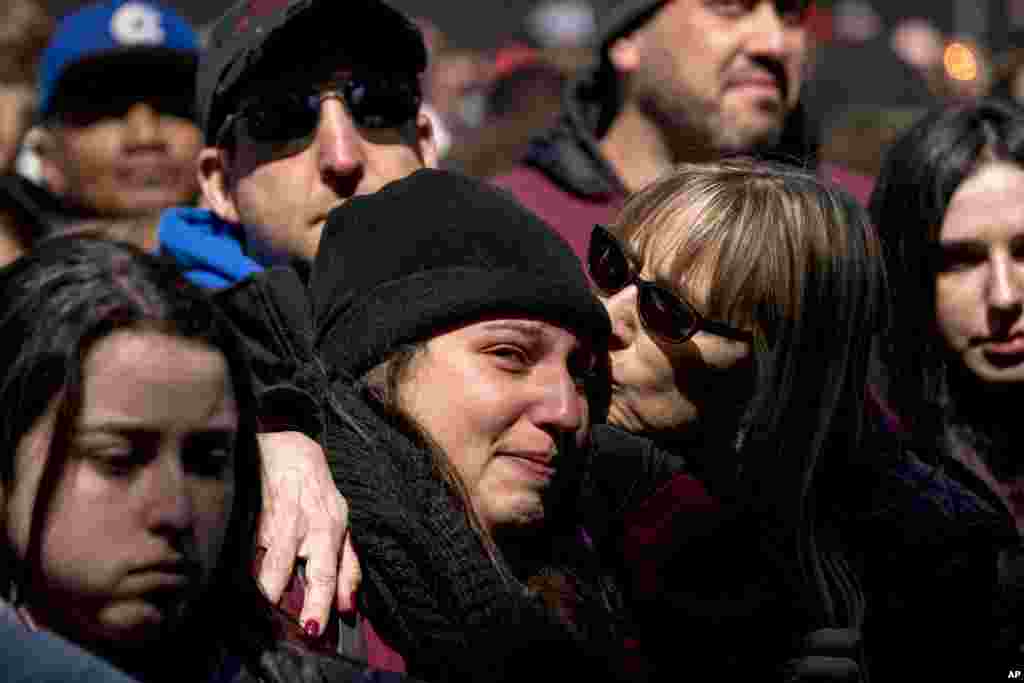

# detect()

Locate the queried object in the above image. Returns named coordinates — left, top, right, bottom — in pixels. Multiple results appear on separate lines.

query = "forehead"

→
left=80, top=330, right=236, bottom=428
left=941, top=162, right=1024, bottom=242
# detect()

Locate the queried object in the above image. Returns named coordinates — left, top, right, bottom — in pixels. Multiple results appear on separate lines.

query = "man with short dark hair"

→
left=159, top=0, right=436, bottom=288
left=494, top=0, right=813, bottom=259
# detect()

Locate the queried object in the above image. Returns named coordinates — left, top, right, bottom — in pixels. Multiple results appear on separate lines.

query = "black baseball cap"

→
left=197, top=0, right=428, bottom=145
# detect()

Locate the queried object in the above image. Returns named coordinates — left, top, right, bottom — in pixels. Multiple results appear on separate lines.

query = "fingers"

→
left=258, top=469, right=303, bottom=603
left=297, top=515, right=343, bottom=634
left=336, top=532, right=362, bottom=614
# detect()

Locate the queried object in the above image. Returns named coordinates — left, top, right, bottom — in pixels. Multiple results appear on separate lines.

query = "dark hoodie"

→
left=491, top=63, right=628, bottom=262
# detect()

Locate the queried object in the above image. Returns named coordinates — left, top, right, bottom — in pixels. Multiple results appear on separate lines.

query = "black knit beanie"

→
left=311, top=169, right=611, bottom=379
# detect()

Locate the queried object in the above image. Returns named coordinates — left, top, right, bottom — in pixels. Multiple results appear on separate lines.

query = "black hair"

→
left=0, top=236, right=273, bottom=675
left=869, top=98, right=1024, bottom=460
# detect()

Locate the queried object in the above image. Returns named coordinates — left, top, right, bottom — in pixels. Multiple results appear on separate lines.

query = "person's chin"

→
left=115, top=187, right=195, bottom=214
left=968, top=358, right=1024, bottom=384
left=717, top=109, right=784, bottom=151
left=95, top=599, right=185, bottom=644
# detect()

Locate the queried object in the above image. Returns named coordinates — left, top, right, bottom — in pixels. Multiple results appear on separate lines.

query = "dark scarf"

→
left=214, top=268, right=626, bottom=683
left=323, top=381, right=625, bottom=682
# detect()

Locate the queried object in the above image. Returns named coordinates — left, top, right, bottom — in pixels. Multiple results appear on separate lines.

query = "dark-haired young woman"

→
left=0, top=236, right=423, bottom=683
left=870, top=98, right=1024, bottom=670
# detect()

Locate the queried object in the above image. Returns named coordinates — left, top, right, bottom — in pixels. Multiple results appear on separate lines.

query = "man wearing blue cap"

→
left=35, top=0, right=201, bottom=220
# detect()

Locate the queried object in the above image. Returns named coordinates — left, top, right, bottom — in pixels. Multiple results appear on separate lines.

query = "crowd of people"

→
left=0, top=0, right=1021, bottom=681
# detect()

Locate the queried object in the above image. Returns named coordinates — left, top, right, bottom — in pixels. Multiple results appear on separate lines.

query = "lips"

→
left=123, top=559, right=199, bottom=593
left=981, top=333, right=1024, bottom=368
left=983, top=333, right=1024, bottom=355
left=117, top=161, right=184, bottom=188
left=501, top=451, right=556, bottom=481
left=726, top=67, right=787, bottom=100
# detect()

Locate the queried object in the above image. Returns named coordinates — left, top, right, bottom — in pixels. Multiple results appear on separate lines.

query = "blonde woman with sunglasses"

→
left=586, top=158, right=1008, bottom=680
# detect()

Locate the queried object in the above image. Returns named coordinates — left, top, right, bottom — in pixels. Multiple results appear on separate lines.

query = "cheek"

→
left=63, top=129, right=118, bottom=178
left=233, top=168, right=296, bottom=234
left=935, top=275, right=976, bottom=348
left=365, top=143, right=424, bottom=178
left=785, top=37, right=807, bottom=100
left=191, top=479, right=234, bottom=572
left=165, top=121, right=201, bottom=159
left=621, top=337, right=678, bottom=394
left=32, top=463, right=132, bottom=599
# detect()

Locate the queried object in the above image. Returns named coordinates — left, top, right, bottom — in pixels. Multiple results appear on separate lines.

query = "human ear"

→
left=412, top=111, right=438, bottom=169
left=35, top=127, right=67, bottom=197
left=608, top=35, right=642, bottom=74
left=197, top=147, right=241, bottom=224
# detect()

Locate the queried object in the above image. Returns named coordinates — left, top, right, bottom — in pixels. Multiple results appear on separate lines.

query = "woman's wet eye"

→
left=87, top=448, right=140, bottom=478
left=488, top=345, right=531, bottom=370
left=706, top=0, right=749, bottom=15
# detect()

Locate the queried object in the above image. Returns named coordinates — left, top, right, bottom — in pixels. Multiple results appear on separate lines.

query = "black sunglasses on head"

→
left=218, top=71, right=422, bottom=154
left=588, top=224, right=753, bottom=344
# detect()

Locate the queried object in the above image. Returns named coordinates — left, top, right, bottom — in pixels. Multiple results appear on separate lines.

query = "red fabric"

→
left=361, top=616, right=407, bottom=673
left=621, top=473, right=723, bottom=598
left=492, top=166, right=624, bottom=264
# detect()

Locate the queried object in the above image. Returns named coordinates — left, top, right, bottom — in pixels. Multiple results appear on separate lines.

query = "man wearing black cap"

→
left=155, top=0, right=438, bottom=651
left=160, top=0, right=437, bottom=289
left=493, top=0, right=812, bottom=260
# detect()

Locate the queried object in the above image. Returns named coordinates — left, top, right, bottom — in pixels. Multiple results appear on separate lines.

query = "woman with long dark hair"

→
left=870, top=98, right=1024, bottom=666
left=0, top=237, right=416, bottom=683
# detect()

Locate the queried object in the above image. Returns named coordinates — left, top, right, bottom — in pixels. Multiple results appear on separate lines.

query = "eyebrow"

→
left=476, top=320, right=546, bottom=338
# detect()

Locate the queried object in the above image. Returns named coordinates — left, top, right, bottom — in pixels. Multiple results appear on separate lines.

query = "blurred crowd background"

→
left=13, top=1, right=1024, bottom=178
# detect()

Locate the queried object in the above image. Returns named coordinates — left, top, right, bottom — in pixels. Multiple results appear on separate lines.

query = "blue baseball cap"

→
left=38, top=0, right=199, bottom=120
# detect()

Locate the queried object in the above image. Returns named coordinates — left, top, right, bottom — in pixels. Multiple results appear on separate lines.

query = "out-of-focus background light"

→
left=945, top=40, right=980, bottom=81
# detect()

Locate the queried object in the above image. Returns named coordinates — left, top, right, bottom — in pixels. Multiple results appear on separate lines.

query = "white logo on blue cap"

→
left=110, top=2, right=166, bottom=46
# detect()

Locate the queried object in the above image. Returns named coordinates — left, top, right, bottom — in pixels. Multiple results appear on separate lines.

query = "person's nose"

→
left=145, top=450, right=195, bottom=538
left=123, top=102, right=163, bottom=149
left=603, top=285, right=640, bottom=351
left=744, top=0, right=790, bottom=60
left=986, top=251, right=1024, bottom=326
left=314, top=97, right=366, bottom=188
left=529, top=362, right=586, bottom=436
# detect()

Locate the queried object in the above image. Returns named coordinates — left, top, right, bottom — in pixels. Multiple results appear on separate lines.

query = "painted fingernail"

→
left=303, top=619, right=320, bottom=638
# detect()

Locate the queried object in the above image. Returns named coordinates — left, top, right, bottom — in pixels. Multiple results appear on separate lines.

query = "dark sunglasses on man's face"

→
left=219, top=72, right=422, bottom=155
left=588, top=224, right=753, bottom=344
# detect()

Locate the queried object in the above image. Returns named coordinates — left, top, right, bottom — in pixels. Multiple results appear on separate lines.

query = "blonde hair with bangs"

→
left=610, top=158, right=888, bottom=635
left=610, top=158, right=871, bottom=352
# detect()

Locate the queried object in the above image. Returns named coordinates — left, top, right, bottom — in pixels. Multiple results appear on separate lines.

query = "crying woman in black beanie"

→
left=276, top=168, right=656, bottom=682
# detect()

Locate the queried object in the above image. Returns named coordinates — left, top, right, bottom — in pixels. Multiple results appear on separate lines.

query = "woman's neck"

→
left=945, top=370, right=1024, bottom=533
left=946, top=371, right=1022, bottom=480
